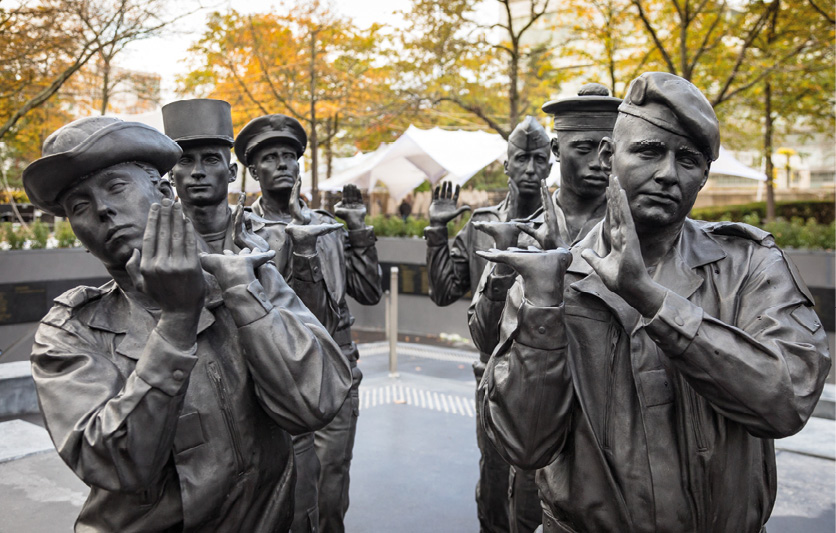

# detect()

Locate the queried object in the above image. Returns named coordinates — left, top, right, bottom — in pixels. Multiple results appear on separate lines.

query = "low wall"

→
left=1, top=238, right=833, bottom=361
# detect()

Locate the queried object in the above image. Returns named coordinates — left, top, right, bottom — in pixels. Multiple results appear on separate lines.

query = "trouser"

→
left=314, top=360, right=362, bottom=533
left=291, top=432, right=321, bottom=533
left=474, top=360, right=541, bottom=533
left=509, top=467, right=541, bottom=533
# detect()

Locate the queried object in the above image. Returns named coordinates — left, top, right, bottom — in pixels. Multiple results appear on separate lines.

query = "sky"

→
left=120, top=0, right=430, bottom=102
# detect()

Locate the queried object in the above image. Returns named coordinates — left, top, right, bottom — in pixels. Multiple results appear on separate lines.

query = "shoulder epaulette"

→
left=705, top=221, right=774, bottom=246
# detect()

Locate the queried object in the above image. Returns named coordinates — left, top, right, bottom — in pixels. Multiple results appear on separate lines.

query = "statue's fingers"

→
left=515, top=222, right=538, bottom=239
left=454, top=205, right=471, bottom=218
left=453, top=184, right=461, bottom=203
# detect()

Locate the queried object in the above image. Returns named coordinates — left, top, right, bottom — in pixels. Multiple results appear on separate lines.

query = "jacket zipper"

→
left=687, top=385, right=708, bottom=451
left=208, top=360, right=245, bottom=473
left=602, top=326, right=620, bottom=449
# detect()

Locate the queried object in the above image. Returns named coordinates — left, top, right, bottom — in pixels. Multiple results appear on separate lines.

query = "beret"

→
left=508, top=116, right=550, bottom=151
left=22, top=117, right=182, bottom=216
left=618, top=72, right=720, bottom=161
left=542, top=83, right=621, bottom=132
left=234, top=114, right=307, bottom=165
left=162, top=98, right=234, bottom=146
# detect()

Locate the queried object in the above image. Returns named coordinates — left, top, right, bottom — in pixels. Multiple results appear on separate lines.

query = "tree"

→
left=1, top=0, right=196, bottom=187
left=397, top=0, right=563, bottom=139
left=181, top=1, right=396, bottom=206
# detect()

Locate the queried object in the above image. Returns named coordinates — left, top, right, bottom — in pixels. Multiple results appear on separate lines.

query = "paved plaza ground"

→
left=1, top=341, right=834, bottom=532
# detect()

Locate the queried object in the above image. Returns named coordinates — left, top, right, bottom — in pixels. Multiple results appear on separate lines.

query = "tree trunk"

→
left=509, top=44, right=520, bottom=129
left=100, top=56, right=111, bottom=115
left=764, top=80, right=775, bottom=222
left=309, top=30, right=319, bottom=208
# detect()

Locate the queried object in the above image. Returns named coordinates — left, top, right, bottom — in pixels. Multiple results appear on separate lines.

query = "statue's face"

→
left=59, top=163, right=170, bottom=269
left=505, top=143, right=552, bottom=197
left=249, top=141, right=299, bottom=193
left=606, top=115, right=708, bottom=230
left=170, top=143, right=236, bottom=208
left=553, top=130, right=610, bottom=199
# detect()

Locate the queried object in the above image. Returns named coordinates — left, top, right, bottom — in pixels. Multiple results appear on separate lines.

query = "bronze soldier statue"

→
left=234, top=114, right=383, bottom=533
left=425, top=116, right=552, bottom=533
left=23, top=116, right=352, bottom=532
left=163, top=100, right=348, bottom=533
left=478, top=72, right=831, bottom=533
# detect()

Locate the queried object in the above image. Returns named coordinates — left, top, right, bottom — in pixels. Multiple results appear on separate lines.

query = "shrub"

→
left=690, top=200, right=834, bottom=225
left=29, top=220, right=49, bottom=249
left=2, top=222, right=27, bottom=250
left=54, top=220, right=78, bottom=248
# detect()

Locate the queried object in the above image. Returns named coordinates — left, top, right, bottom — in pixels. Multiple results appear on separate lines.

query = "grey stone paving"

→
left=0, top=342, right=833, bottom=532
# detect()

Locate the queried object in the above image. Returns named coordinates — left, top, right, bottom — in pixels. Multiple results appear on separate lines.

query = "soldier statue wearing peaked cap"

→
left=235, top=113, right=383, bottom=533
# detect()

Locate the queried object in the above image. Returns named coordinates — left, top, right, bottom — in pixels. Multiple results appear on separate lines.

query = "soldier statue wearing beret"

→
left=23, top=116, right=351, bottom=532
left=234, top=114, right=383, bottom=533
left=478, top=72, right=831, bottom=532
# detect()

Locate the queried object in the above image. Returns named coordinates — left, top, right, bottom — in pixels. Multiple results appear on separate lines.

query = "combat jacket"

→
left=481, top=219, right=831, bottom=532
left=32, top=264, right=352, bottom=533
left=250, top=197, right=382, bottom=358
left=468, top=191, right=605, bottom=362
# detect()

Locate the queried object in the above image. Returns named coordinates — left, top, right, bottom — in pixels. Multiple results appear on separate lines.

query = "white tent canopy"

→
left=319, top=125, right=507, bottom=201
left=545, top=144, right=766, bottom=187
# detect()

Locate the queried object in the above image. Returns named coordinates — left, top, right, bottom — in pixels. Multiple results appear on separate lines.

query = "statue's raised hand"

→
left=472, top=221, right=521, bottom=251
left=334, top=184, right=366, bottom=230
left=232, top=192, right=270, bottom=253
left=580, top=175, right=665, bottom=317
left=286, top=222, right=343, bottom=256
left=429, top=182, right=471, bottom=228
left=515, top=179, right=564, bottom=250
left=289, top=179, right=311, bottom=225
left=476, top=246, right=572, bottom=307
left=199, top=247, right=276, bottom=289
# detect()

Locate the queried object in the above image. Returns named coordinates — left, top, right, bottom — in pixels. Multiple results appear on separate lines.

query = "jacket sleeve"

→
left=288, top=252, right=341, bottom=335
left=481, top=281, right=576, bottom=470
left=645, top=246, right=831, bottom=439
left=343, top=226, right=383, bottom=306
left=224, top=264, right=352, bottom=435
left=425, top=223, right=472, bottom=306
left=31, top=314, right=196, bottom=492
left=468, top=264, right=518, bottom=358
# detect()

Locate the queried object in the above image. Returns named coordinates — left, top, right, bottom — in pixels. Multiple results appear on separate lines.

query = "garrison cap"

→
left=162, top=99, right=234, bottom=147
left=508, top=116, right=550, bottom=151
left=234, top=114, right=307, bottom=165
left=618, top=72, right=720, bottom=161
left=22, top=117, right=181, bottom=217
left=542, top=83, right=621, bottom=132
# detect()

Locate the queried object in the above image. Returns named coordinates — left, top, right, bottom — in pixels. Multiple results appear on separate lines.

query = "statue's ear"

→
left=598, top=137, right=614, bottom=172
left=248, top=165, right=258, bottom=181
left=701, top=163, right=710, bottom=189
left=503, top=159, right=509, bottom=175
left=228, top=162, right=238, bottom=184
left=157, top=179, right=175, bottom=199
left=550, top=137, right=560, bottom=161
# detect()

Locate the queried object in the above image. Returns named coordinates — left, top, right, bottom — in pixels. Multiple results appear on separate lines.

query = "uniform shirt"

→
left=32, top=264, right=351, bottom=532
left=481, top=219, right=831, bottom=532
left=249, top=197, right=382, bottom=357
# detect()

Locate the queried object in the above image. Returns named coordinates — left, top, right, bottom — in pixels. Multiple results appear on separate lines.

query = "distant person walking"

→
left=398, top=195, right=413, bottom=221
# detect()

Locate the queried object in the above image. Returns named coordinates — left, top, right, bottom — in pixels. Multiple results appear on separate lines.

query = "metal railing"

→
left=385, top=266, right=399, bottom=378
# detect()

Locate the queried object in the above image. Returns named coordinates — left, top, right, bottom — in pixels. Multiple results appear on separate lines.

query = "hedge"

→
left=690, top=200, right=834, bottom=224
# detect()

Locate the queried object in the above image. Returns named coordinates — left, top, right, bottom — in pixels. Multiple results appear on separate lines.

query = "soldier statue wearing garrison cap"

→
left=477, top=72, right=831, bottom=532
left=234, top=113, right=383, bottom=533
left=23, top=116, right=351, bottom=532
left=425, top=115, right=555, bottom=533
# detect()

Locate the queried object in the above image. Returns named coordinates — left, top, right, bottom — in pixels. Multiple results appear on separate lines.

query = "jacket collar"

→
left=84, top=275, right=222, bottom=360
left=567, top=218, right=726, bottom=330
